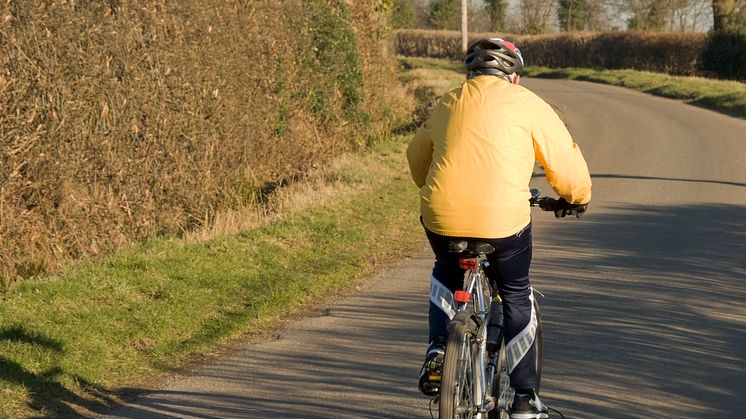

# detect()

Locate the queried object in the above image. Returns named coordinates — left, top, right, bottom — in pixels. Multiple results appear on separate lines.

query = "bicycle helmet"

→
left=464, top=38, right=524, bottom=79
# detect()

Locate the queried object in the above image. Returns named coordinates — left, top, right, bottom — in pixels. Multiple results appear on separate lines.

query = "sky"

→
left=414, top=0, right=714, bottom=32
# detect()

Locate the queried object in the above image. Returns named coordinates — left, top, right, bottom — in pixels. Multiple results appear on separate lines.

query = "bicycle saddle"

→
left=448, top=240, right=495, bottom=255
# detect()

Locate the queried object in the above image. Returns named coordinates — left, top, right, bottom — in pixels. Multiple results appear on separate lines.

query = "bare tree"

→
left=608, top=0, right=723, bottom=31
left=558, top=0, right=587, bottom=31
left=558, top=0, right=613, bottom=31
left=518, top=0, right=559, bottom=34
left=467, top=1, right=493, bottom=33
left=585, top=0, right=615, bottom=30
left=429, top=0, right=461, bottom=30
left=622, top=0, right=668, bottom=30
left=484, top=0, right=509, bottom=31
left=392, top=0, right=417, bottom=28
left=668, top=0, right=710, bottom=31
left=608, top=0, right=710, bottom=31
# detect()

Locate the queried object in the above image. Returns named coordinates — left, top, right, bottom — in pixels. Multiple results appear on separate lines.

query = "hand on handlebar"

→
left=540, top=197, right=588, bottom=219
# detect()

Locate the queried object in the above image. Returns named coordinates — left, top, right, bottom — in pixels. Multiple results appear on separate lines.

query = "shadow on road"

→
left=6, top=201, right=744, bottom=418
left=532, top=202, right=746, bottom=418
left=105, top=290, right=430, bottom=418
left=590, top=173, right=746, bottom=189
left=100, top=201, right=746, bottom=418
left=0, top=326, right=116, bottom=418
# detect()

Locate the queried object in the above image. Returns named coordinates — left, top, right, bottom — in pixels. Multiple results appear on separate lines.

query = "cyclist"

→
left=408, top=38, right=592, bottom=419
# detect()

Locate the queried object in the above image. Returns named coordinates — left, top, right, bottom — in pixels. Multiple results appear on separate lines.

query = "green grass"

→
left=13, top=54, right=728, bottom=418
left=397, top=56, right=465, bottom=98
left=0, top=138, right=426, bottom=417
left=395, top=57, right=465, bottom=134
left=399, top=56, right=464, bottom=73
left=524, top=66, right=746, bottom=119
left=1, top=53, right=453, bottom=418
left=398, top=56, right=746, bottom=119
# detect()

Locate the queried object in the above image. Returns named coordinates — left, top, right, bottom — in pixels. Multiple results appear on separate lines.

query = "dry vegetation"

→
left=0, top=1, right=409, bottom=286
left=395, top=29, right=746, bottom=79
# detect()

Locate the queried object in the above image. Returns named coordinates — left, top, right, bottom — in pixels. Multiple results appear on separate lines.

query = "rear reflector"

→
left=454, top=290, right=471, bottom=303
left=459, top=258, right=478, bottom=270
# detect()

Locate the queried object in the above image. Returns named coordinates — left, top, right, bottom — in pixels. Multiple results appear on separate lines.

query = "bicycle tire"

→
left=534, top=297, right=543, bottom=393
left=440, top=320, right=477, bottom=419
left=488, top=298, right=543, bottom=419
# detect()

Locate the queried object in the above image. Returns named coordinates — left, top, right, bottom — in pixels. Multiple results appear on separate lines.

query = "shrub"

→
left=700, top=31, right=746, bottom=80
left=0, top=1, right=406, bottom=285
left=394, top=29, right=746, bottom=80
left=395, top=29, right=466, bottom=59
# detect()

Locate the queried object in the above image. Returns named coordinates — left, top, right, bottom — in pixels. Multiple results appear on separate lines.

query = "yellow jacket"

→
left=407, top=75, right=592, bottom=239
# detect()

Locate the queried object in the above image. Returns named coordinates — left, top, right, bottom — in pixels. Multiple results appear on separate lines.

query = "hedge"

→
left=395, top=29, right=746, bottom=81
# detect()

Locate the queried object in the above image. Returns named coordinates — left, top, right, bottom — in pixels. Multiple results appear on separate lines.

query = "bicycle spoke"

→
left=440, top=322, right=477, bottom=419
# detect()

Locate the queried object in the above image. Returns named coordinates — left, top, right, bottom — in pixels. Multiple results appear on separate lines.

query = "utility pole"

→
left=461, top=0, right=468, bottom=53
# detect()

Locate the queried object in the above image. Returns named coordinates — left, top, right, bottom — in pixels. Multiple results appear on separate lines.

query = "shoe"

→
left=418, top=336, right=446, bottom=396
left=509, top=389, right=549, bottom=419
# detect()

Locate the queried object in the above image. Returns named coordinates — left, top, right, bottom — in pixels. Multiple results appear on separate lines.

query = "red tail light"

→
left=454, top=290, right=471, bottom=303
left=459, top=258, right=478, bottom=270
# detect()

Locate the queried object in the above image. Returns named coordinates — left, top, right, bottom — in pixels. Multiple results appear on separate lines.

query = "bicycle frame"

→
left=439, top=190, right=553, bottom=418
left=452, top=254, right=498, bottom=416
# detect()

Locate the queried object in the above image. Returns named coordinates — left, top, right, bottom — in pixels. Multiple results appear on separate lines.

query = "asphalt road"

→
left=104, top=79, right=746, bottom=418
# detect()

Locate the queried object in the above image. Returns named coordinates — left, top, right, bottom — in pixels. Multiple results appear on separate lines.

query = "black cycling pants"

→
left=424, top=223, right=539, bottom=391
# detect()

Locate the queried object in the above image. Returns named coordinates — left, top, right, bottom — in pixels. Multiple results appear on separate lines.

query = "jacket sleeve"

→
left=530, top=96, right=592, bottom=205
left=407, top=121, right=434, bottom=188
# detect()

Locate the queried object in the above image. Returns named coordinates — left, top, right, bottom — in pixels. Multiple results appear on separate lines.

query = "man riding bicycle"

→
left=407, top=38, right=592, bottom=419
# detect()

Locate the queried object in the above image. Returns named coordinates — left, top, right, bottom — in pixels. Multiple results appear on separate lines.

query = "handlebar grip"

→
left=531, top=195, right=588, bottom=218
left=537, top=197, right=558, bottom=211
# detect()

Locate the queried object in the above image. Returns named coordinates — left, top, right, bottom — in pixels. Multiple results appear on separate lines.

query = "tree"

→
left=468, top=1, right=493, bottom=32
left=712, top=0, right=746, bottom=32
left=429, top=0, right=461, bottom=30
left=518, top=0, right=558, bottom=34
left=392, top=0, right=416, bottom=28
left=668, top=0, right=710, bottom=31
left=557, top=0, right=611, bottom=31
left=558, top=0, right=589, bottom=31
left=625, top=0, right=668, bottom=30
left=584, top=0, right=615, bottom=30
left=608, top=0, right=714, bottom=31
left=485, top=0, right=508, bottom=31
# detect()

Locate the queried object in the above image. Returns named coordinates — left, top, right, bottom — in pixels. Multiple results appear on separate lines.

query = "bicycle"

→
left=436, top=189, right=562, bottom=419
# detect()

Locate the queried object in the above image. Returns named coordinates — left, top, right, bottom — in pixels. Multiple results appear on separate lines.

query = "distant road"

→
left=104, top=78, right=746, bottom=418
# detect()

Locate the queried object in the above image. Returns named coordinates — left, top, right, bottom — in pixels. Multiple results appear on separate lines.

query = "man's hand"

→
left=542, top=197, right=588, bottom=218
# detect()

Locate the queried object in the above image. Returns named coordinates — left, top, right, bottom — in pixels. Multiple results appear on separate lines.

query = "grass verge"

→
left=395, top=57, right=465, bottom=133
left=6, top=53, right=739, bottom=418
left=398, top=56, right=746, bottom=120
left=524, top=66, right=746, bottom=119
left=0, top=138, right=426, bottom=418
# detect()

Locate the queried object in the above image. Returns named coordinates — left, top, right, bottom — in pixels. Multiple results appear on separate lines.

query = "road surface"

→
left=104, top=78, right=746, bottom=418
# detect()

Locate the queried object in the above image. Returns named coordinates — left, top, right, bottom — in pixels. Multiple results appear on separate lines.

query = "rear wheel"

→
left=440, top=321, right=476, bottom=419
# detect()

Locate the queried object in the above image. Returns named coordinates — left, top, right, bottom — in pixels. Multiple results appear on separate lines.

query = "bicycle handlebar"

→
left=529, top=188, right=554, bottom=210
left=529, top=195, right=556, bottom=209
left=529, top=188, right=587, bottom=218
